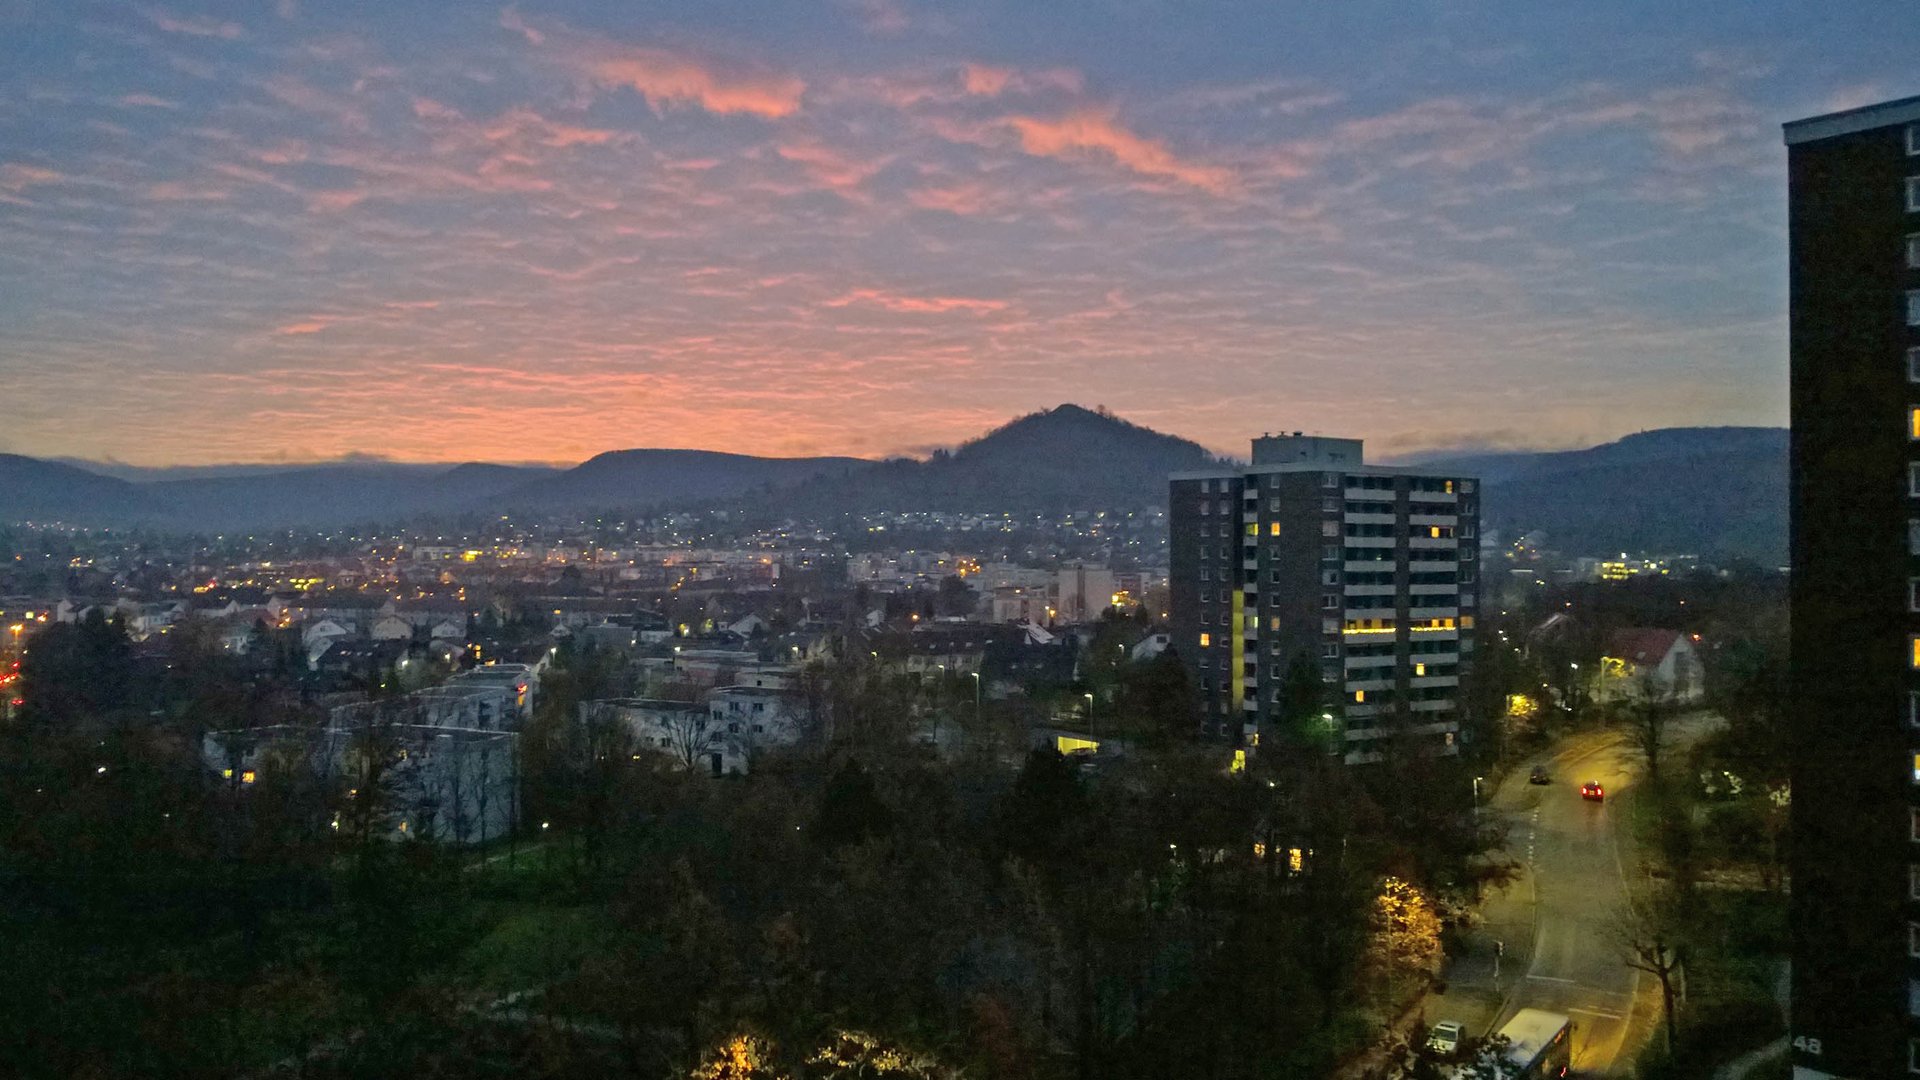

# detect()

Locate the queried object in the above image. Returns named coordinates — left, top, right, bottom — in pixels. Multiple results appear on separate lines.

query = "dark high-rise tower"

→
left=1168, top=435, right=1479, bottom=762
left=1784, top=94, right=1920, bottom=1080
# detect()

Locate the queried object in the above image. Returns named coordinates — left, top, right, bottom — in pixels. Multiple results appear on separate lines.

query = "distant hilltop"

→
left=0, top=409, right=1786, bottom=561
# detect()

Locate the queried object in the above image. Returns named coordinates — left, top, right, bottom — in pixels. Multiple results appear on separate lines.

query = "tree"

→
left=1624, top=674, right=1681, bottom=781
left=1610, top=900, right=1687, bottom=1054
left=812, top=760, right=892, bottom=850
left=1366, top=876, right=1442, bottom=1009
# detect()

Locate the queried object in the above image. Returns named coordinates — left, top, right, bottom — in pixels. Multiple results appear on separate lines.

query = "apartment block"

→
left=1784, top=93, right=1920, bottom=1080
left=1169, top=434, right=1479, bottom=763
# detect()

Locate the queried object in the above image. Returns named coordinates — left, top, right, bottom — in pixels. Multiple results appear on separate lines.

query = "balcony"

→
left=1344, top=583, right=1397, bottom=597
left=1345, top=512, right=1395, bottom=526
left=1344, top=535, right=1397, bottom=548
left=1407, top=489, right=1458, bottom=504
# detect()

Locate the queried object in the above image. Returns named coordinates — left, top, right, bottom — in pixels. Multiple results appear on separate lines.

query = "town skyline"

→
left=2, top=3, right=1911, bottom=465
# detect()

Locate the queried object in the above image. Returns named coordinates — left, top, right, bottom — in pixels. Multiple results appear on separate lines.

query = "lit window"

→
left=240, top=770, right=256, bottom=784
left=1461, top=615, right=1475, bottom=629
left=1269, top=522, right=1282, bottom=536
left=1246, top=523, right=1259, bottom=537
left=1443, top=480, right=1454, bottom=494
left=1199, top=633, right=1212, bottom=648
left=1415, top=662, right=1427, bottom=676
left=1354, top=689, right=1365, bottom=703
left=1269, top=616, right=1281, bottom=631
left=1912, top=753, right=1920, bottom=784
left=1288, top=847, right=1305, bottom=873
left=1322, top=521, right=1339, bottom=537
left=1911, top=635, right=1920, bottom=669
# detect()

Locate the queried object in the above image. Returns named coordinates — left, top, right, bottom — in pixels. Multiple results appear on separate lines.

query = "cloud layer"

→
left=0, top=2, right=1891, bottom=465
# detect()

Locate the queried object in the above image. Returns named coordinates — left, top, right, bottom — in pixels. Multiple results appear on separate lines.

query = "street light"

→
left=1084, top=692, right=1095, bottom=739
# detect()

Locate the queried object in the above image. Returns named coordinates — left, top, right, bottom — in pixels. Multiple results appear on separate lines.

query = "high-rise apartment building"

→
left=1168, top=435, right=1479, bottom=763
left=1784, top=94, right=1920, bottom=1080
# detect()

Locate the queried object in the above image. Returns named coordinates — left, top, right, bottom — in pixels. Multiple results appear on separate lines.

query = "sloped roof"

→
left=1604, top=628, right=1682, bottom=665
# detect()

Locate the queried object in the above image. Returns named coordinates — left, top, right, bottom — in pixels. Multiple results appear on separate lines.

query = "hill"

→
left=1422, top=427, right=1788, bottom=562
left=0, top=454, right=163, bottom=525
left=769, top=404, right=1231, bottom=514
left=499, top=449, right=872, bottom=513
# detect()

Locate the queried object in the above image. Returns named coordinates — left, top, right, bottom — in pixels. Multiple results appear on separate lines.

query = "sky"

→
left=0, top=1, right=1912, bottom=466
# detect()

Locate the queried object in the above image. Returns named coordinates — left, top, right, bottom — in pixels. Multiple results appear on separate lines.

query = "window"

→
left=1199, top=633, right=1212, bottom=649
left=1269, top=521, right=1282, bottom=536
left=1200, top=612, right=1211, bottom=625
left=1905, top=863, right=1919, bottom=899
left=1200, top=567, right=1210, bottom=581
left=1911, top=579, right=1920, bottom=611
left=1461, top=522, right=1476, bottom=538
left=1909, top=177, right=1920, bottom=212
left=1246, top=522, right=1259, bottom=537
left=1219, top=501, right=1232, bottom=515
left=1199, top=501, right=1210, bottom=516
left=1323, top=545, right=1340, bottom=561
left=1910, top=980, right=1920, bottom=1019
left=1912, top=752, right=1920, bottom=784
left=1909, top=233, right=1920, bottom=269
left=1912, top=691, right=1920, bottom=727
left=1322, top=594, right=1341, bottom=609
left=1322, top=569, right=1340, bottom=585
left=1461, top=479, right=1476, bottom=494
left=1270, top=497, right=1284, bottom=512
left=1912, top=634, right=1920, bottom=669
left=1912, top=807, right=1920, bottom=841
left=1322, top=520, right=1339, bottom=536
left=1461, top=568, right=1476, bottom=584
left=1909, top=290, right=1920, bottom=327
left=1323, top=472, right=1340, bottom=489
left=1353, top=689, right=1366, bottom=703
left=1912, top=519, right=1920, bottom=554
left=1201, top=479, right=1212, bottom=493
left=1911, top=349, right=1920, bottom=384
left=1910, top=123, right=1920, bottom=156
left=1321, top=643, right=1340, bottom=658
left=1912, top=921, right=1920, bottom=956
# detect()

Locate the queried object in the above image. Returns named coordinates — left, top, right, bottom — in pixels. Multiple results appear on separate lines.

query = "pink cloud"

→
left=118, top=93, right=179, bottom=109
left=907, top=181, right=993, bottom=216
left=481, top=107, right=624, bottom=149
left=824, top=288, right=1008, bottom=314
left=502, top=10, right=804, bottom=118
left=306, top=189, right=367, bottom=212
left=963, top=63, right=1082, bottom=98
left=141, top=6, right=244, bottom=39
left=1005, top=109, right=1235, bottom=194
left=776, top=140, right=888, bottom=198
left=0, top=164, right=65, bottom=191
left=275, top=320, right=331, bottom=335
left=146, top=180, right=229, bottom=201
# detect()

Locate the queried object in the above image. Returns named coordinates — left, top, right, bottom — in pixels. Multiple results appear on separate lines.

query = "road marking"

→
left=1527, top=974, right=1579, bottom=984
left=1568, top=1007, right=1626, bottom=1020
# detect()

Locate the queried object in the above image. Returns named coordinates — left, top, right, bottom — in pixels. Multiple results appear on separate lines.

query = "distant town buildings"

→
left=1782, top=92, right=1920, bottom=1080
left=1170, top=434, right=1478, bottom=764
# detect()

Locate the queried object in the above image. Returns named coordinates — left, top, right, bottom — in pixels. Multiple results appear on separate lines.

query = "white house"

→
left=1598, top=628, right=1703, bottom=704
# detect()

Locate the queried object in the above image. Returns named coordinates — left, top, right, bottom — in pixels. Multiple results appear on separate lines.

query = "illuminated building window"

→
left=240, top=770, right=256, bottom=784
left=1911, top=635, right=1920, bottom=669
left=1268, top=522, right=1282, bottom=536
left=1444, top=480, right=1454, bottom=494
left=1415, top=663, right=1427, bottom=676
left=221, top=768, right=233, bottom=779
left=1269, top=616, right=1281, bottom=631
left=1288, top=846, right=1305, bottom=873
left=1199, top=633, right=1212, bottom=649
left=1461, top=615, right=1474, bottom=629
left=1246, top=523, right=1259, bottom=537
left=1913, top=753, right=1920, bottom=784
left=1353, top=690, right=1365, bottom=703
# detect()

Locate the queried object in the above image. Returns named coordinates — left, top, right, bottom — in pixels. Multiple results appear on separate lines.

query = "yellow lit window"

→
left=1461, top=615, right=1474, bottom=629
left=1912, top=753, right=1920, bottom=784
left=1354, top=689, right=1365, bottom=703
left=1911, top=407, right=1920, bottom=440
left=1200, top=633, right=1212, bottom=648
left=1231, top=749, right=1247, bottom=773
left=1253, top=841, right=1267, bottom=858
left=221, top=768, right=233, bottom=779
left=1288, top=847, right=1305, bottom=873
left=1443, top=480, right=1454, bottom=494
left=1269, top=522, right=1282, bottom=536
left=1246, top=523, right=1258, bottom=537
left=240, top=770, right=256, bottom=784
left=1430, top=526, right=1442, bottom=538
left=1415, top=662, right=1426, bottom=676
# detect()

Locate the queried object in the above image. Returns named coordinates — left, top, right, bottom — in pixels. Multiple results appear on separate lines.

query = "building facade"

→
left=1169, top=435, right=1478, bottom=763
left=1784, top=94, right=1920, bottom=1080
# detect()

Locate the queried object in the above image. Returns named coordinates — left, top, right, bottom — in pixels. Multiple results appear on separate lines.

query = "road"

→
left=1422, top=725, right=1668, bottom=1077
left=1496, top=728, right=1649, bottom=1076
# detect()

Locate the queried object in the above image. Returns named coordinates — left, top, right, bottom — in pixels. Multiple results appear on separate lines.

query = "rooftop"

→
left=1783, top=92, right=1920, bottom=146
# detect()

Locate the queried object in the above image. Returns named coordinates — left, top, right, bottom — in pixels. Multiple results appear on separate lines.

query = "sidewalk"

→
left=1422, top=859, right=1536, bottom=1040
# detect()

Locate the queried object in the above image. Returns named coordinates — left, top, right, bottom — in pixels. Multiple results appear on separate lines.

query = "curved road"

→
left=1491, top=728, right=1650, bottom=1075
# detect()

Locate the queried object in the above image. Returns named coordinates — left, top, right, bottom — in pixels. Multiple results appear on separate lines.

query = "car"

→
left=1581, top=781, right=1605, bottom=802
left=1528, top=765, right=1550, bottom=785
left=1425, top=1020, right=1465, bottom=1055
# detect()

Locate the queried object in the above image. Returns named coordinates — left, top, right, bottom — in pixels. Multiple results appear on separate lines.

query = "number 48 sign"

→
left=1792, top=1035, right=1823, bottom=1056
